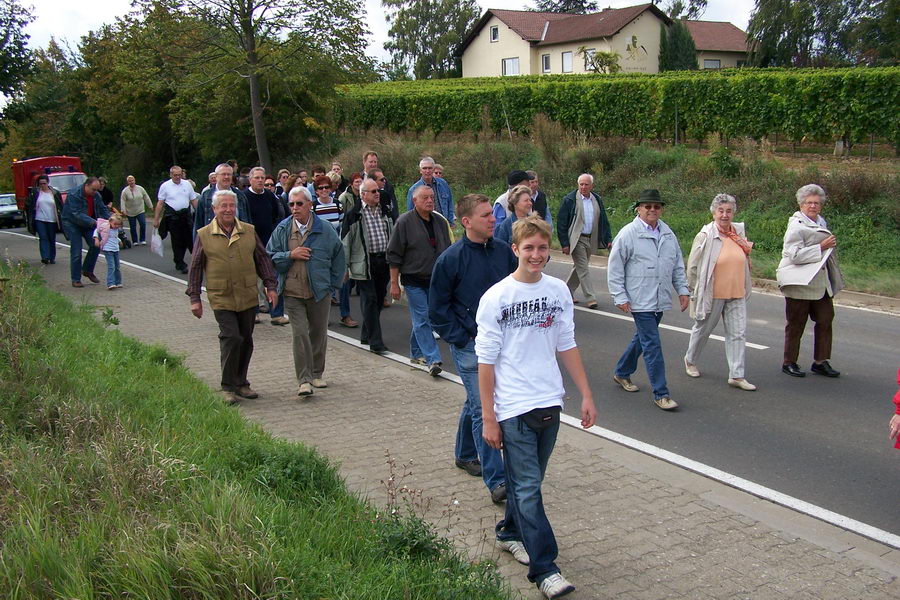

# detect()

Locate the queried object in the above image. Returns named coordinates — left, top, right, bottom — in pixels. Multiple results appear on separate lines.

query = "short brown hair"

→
left=456, top=193, right=490, bottom=220
left=511, top=215, right=551, bottom=246
left=313, top=175, right=332, bottom=189
left=507, top=185, right=532, bottom=213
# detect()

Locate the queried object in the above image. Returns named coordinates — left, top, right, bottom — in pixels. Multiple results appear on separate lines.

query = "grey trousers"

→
left=212, top=307, right=257, bottom=391
left=284, top=295, right=331, bottom=385
left=685, top=297, right=747, bottom=379
left=565, top=235, right=596, bottom=303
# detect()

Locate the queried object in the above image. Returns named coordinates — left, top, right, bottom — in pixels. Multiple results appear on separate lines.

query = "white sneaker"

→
left=728, top=378, right=757, bottom=391
left=539, top=573, right=575, bottom=598
left=298, top=383, right=313, bottom=396
left=311, top=378, right=327, bottom=388
left=497, top=539, right=530, bottom=565
left=684, top=357, right=700, bottom=378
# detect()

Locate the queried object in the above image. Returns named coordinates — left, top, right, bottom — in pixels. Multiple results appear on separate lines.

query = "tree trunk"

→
left=243, top=19, right=271, bottom=174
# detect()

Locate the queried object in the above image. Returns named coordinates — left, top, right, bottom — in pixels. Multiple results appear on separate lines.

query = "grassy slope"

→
left=307, top=134, right=899, bottom=297
left=0, top=264, right=508, bottom=599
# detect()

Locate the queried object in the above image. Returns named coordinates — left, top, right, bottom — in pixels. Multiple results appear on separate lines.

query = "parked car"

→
left=0, top=193, right=25, bottom=227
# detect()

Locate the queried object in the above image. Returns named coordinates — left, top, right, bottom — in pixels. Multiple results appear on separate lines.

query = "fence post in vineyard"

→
left=674, top=105, right=679, bottom=146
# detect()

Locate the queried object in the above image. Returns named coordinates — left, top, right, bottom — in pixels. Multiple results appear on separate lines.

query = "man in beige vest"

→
left=187, top=189, right=277, bottom=404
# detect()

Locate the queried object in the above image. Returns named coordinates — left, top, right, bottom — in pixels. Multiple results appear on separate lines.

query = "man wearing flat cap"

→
left=607, top=189, right=689, bottom=411
left=492, top=170, right=534, bottom=235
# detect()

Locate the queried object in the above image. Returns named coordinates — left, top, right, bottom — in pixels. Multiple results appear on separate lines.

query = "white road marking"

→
left=5, top=229, right=900, bottom=549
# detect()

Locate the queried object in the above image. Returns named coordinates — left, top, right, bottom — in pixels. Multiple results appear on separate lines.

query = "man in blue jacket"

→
left=429, top=193, right=517, bottom=504
left=406, top=156, right=454, bottom=226
left=61, top=177, right=109, bottom=287
left=607, top=189, right=689, bottom=411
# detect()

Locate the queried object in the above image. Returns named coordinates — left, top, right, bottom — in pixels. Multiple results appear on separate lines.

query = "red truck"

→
left=11, top=156, right=87, bottom=210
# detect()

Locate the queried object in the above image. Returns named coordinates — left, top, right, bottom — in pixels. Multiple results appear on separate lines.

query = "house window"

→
left=562, top=51, right=573, bottom=73
left=703, top=59, right=721, bottom=69
left=542, top=54, right=551, bottom=73
left=501, top=57, right=520, bottom=76
left=490, top=26, right=499, bottom=42
left=583, top=48, right=596, bottom=70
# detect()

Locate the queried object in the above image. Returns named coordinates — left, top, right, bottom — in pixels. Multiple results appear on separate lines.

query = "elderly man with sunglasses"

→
left=267, top=186, right=345, bottom=396
left=607, top=189, right=689, bottom=412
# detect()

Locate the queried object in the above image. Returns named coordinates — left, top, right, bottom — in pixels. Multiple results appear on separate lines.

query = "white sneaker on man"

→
left=311, top=378, right=327, bottom=388
left=539, top=573, right=575, bottom=598
left=497, top=539, right=529, bottom=565
left=298, top=382, right=313, bottom=396
left=684, top=357, right=700, bottom=378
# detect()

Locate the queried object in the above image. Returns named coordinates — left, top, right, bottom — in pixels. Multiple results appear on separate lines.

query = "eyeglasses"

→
left=316, top=186, right=331, bottom=190
left=288, top=201, right=305, bottom=206
left=376, top=177, right=386, bottom=182
left=264, top=183, right=274, bottom=187
left=639, top=204, right=663, bottom=210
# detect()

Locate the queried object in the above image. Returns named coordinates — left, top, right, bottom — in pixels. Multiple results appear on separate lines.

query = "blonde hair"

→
left=507, top=185, right=532, bottom=212
left=511, top=214, right=551, bottom=245
left=108, top=214, right=124, bottom=225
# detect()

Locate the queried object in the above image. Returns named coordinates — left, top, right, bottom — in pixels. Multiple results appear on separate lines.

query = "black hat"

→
left=632, top=188, right=665, bottom=209
left=507, top=170, right=534, bottom=187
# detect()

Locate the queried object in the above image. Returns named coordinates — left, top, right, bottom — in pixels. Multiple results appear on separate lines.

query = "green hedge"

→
left=336, top=68, right=900, bottom=145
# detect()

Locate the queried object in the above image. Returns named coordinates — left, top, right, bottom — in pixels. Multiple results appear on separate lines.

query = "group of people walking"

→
left=25, top=152, right=854, bottom=600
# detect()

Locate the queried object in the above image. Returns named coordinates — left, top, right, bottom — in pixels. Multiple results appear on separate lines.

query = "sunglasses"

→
left=264, top=183, right=274, bottom=187
left=639, top=204, right=663, bottom=210
left=288, top=201, right=305, bottom=206
left=316, top=185, right=331, bottom=190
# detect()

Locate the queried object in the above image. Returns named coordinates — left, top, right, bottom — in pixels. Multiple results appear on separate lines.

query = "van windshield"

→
left=50, top=173, right=87, bottom=192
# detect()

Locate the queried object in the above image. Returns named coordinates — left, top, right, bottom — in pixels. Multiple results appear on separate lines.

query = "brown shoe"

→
left=612, top=375, right=639, bottom=392
left=236, top=385, right=258, bottom=399
left=654, top=396, right=679, bottom=411
left=340, top=315, right=358, bottom=328
left=72, top=281, right=84, bottom=288
left=221, top=390, right=240, bottom=405
left=82, top=271, right=100, bottom=284
left=383, top=298, right=391, bottom=308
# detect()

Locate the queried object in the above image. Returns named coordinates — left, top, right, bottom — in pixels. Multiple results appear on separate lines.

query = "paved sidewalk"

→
left=6, top=233, right=899, bottom=599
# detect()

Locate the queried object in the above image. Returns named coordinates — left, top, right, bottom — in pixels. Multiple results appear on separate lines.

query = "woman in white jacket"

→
left=684, top=194, right=756, bottom=391
left=776, top=184, right=844, bottom=378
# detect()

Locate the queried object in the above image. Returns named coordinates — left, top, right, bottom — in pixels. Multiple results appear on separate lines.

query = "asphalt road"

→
left=17, top=228, right=900, bottom=536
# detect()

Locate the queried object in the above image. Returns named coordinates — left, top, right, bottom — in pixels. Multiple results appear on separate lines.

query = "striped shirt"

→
left=313, top=199, right=342, bottom=230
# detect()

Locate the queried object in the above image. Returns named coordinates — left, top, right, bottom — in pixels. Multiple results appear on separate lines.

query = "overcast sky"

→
left=25, top=0, right=756, bottom=63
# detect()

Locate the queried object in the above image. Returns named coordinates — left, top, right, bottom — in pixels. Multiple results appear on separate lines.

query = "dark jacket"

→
left=61, top=185, right=109, bottom=231
left=533, top=190, right=549, bottom=224
left=244, top=188, right=281, bottom=245
left=194, top=186, right=252, bottom=236
left=556, top=189, right=612, bottom=250
left=386, top=209, right=452, bottom=286
left=380, top=179, right=400, bottom=222
left=428, top=235, right=517, bottom=349
left=26, top=186, right=65, bottom=237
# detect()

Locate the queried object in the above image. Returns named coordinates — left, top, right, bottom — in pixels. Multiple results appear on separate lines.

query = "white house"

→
left=458, top=3, right=749, bottom=77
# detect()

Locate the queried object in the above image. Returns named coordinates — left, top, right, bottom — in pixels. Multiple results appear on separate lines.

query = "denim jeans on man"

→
left=614, top=311, right=669, bottom=399
left=127, top=213, right=147, bottom=244
left=496, top=413, right=561, bottom=584
left=104, top=250, right=122, bottom=287
left=63, top=221, right=100, bottom=283
left=406, top=284, right=442, bottom=364
left=450, top=340, right=505, bottom=492
left=34, top=220, right=57, bottom=262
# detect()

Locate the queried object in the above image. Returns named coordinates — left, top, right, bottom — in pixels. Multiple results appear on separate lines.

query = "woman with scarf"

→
left=684, top=194, right=756, bottom=391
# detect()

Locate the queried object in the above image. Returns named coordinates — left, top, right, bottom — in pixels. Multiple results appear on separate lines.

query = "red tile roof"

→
left=684, top=20, right=749, bottom=53
left=539, top=3, right=668, bottom=46
left=489, top=9, right=573, bottom=42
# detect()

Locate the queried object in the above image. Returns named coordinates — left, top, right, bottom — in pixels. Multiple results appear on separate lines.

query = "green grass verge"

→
left=0, top=262, right=509, bottom=599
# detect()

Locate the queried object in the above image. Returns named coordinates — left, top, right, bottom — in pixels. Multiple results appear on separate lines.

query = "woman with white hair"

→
left=684, top=194, right=756, bottom=390
left=776, top=184, right=844, bottom=378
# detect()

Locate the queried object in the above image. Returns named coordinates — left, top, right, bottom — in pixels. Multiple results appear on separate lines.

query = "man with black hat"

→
left=607, top=189, right=689, bottom=411
left=493, top=170, right=534, bottom=235
left=556, top=173, right=612, bottom=310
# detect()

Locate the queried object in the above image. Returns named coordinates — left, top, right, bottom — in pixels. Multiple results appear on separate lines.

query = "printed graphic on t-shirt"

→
left=499, top=296, right=563, bottom=331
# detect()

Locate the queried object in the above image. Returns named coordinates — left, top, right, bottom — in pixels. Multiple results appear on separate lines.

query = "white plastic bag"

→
left=150, top=227, right=164, bottom=258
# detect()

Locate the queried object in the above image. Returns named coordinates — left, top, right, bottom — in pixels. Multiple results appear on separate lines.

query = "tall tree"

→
left=532, top=0, right=597, bottom=14
left=383, top=0, right=480, bottom=79
left=653, top=0, right=707, bottom=20
left=852, top=0, right=900, bottom=65
left=747, top=0, right=866, bottom=66
left=135, top=0, right=369, bottom=173
left=0, top=0, right=34, bottom=96
left=659, top=20, right=697, bottom=70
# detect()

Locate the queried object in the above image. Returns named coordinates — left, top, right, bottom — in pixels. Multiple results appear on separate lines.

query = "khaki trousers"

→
left=284, top=295, right=331, bottom=385
left=566, top=235, right=596, bottom=303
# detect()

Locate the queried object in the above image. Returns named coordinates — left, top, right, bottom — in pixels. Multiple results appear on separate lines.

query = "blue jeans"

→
left=405, top=285, right=441, bottom=364
left=127, top=213, right=147, bottom=243
left=104, top=250, right=121, bottom=287
left=63, top=221, right=100, bottom=283
left=496, top=413, right=560, bottom=584
left=615, top=311, right=669, bottom=399
left=268, top=293, right=285, bottom=318
left=34, top=220, right=57, bottom=262
left=339, top=279, right=352, bottom=318
left=450, top=340, right=505, bottom=492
